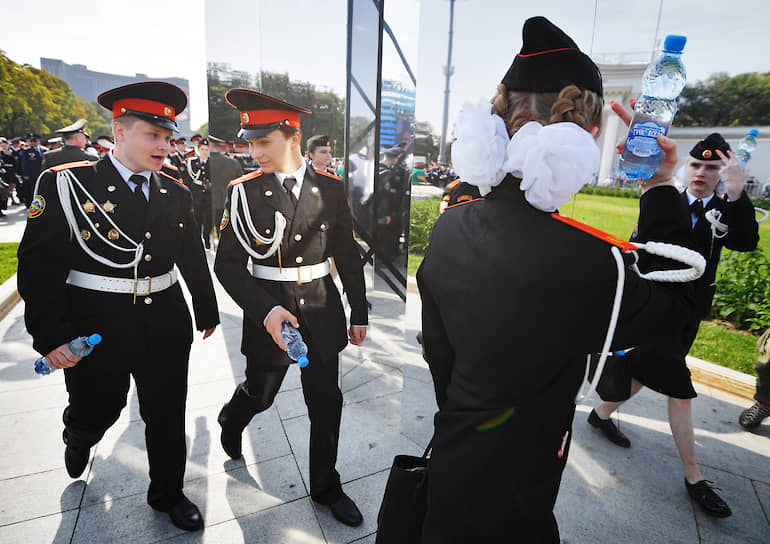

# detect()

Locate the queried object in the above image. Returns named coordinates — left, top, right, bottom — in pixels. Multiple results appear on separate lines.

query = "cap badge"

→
left=242, top=112, right=250, bottom=124
left=102, top=200, right=116, bottom=213
left=82, top=200, right=95, bottom=213
left=164, top=106, right=172, bottom=117
left=108, top=229, right=120, bottom=240
left=702, top=149, right=712, bottom=159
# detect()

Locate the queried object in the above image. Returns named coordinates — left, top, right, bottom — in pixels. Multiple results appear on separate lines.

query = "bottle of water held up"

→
left=619, top=35, right=687, bottom=179
left=34, top=334, right=102, bottom=375
left=281, top=322, right=309, bottom=368
left=735, top=129, right=759, bottom=170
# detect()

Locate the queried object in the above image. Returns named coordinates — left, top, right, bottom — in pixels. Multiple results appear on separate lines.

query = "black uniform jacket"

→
left=186, top=157, right=211, bottom=191
left=417, top=177, right=697, bottom=542
left=214, top=167, right=367, bottom=366
left=684, top=190, right=758, bottom=318
left=41, top=145, right=98, bottom=170
left=17, top=158, right=219, bottom=357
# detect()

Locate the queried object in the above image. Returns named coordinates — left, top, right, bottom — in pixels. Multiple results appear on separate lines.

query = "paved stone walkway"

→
left=0, top=254, right=768, bottom=543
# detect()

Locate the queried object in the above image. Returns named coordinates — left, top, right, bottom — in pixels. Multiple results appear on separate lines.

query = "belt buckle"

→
left=297, top=265, right=313, bottom=284
left=134, top=276, right=152, bottom=297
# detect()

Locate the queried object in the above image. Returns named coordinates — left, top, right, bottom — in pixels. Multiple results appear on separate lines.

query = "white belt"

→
left=66, top=269, right=178, bottom=296
left=251, top=259, right=331, bottom=284
left=193, top=179, right=204, bottom=186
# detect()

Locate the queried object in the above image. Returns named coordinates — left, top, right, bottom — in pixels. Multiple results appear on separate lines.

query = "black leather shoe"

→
left=685, top=479, right=732, bottom=518
left=220, top=424, right=243, bottom=460
left=739, top=402, right=770, bottom=429
left=167, top=496, right=204, bottom=531
left=64, top=445, right=89, bottom=478
left=588, top=409, right=631, bottom=448
left=328, top=493, right=363, bottom=527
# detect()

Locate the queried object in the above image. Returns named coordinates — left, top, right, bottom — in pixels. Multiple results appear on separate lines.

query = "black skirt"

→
left=629, top=319, right=700, bottom=400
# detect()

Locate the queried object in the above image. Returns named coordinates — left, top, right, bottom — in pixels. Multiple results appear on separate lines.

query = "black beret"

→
left=501, top=16, right=603, bottom=97
left=690, top=133, right=730, bottom=161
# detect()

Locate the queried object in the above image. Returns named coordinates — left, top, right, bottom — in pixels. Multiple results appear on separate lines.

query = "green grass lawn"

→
left=691, top=321, right=759, bottom=376
left=0, top=243, right=18, bottom=284
left=407, top=193, right=767, bottom=375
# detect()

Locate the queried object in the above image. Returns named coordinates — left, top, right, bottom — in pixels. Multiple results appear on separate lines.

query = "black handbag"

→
left=375, top=439, right=432, bottom=544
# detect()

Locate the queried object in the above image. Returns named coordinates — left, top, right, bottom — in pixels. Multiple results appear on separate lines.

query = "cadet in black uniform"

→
left=214, top=89, right=368, bottom=527
left=19, top=133, right=45, bottom=207
left=306, top=134, right=336, bottom=176
left=41, top=119, right=98, bottom=170
left=17, top=82, right=219, bottom=532
left=186, top=138, right=213, bottom=248
left=590, top=133, right=759, bottom=518
left=417, top=17, right=699, bottom=543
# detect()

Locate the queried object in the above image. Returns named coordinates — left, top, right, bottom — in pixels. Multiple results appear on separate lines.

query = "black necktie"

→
left=690, top=198, right=703, bottom=228
left=283, top=176, right=298, bottom=206
left=130, top=174, right=148, bottom=223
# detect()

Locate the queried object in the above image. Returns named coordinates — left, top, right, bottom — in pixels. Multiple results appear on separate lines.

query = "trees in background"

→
left=0, top=51, right=111, bottom=138
left=676, top=72, right=770, bottom=127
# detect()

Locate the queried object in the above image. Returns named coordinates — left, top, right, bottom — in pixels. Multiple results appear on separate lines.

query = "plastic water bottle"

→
left=619, top=35, right=687, bottom=179
left=734, top=129, right=759, bottom=170
left=281, top=322, right=309, bottom=368
left=34, top=334, right=102, bottom=375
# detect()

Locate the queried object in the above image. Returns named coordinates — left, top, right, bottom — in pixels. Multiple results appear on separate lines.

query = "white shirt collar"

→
left=274, top=161, right=307, bottom=198
left=108, top=151, right=151, bottom=200
left=685, top=190, right=714, bottom=208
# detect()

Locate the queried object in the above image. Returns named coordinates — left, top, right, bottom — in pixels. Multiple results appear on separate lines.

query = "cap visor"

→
left=238, top=127, right=281, bottom=139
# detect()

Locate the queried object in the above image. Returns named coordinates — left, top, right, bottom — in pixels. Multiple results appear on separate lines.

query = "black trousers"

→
left=219, top=354, right=343, bottom=504
left=62, top=330, right=191, bottom=510
left=192, top=191, right=212, bottom=244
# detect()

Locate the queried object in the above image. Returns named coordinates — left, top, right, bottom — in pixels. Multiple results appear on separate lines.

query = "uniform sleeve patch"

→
left=220, top=209, right=229, bottom=230
left=28, top=195, right=46, bottom=219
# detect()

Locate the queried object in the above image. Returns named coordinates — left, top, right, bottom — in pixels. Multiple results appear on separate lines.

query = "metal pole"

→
left=651, top=0, right=664, bottom=61
left=438, top=0, right=455, bottom=164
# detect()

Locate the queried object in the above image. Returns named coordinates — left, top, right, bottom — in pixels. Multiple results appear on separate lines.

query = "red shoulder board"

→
left=445, top=197, right=484, bottom=210
left=185, top=150, right=196, bottom=158
left=550, top=213, right=637, bottom=252
left=446, top=178, right=461, bottom=190
left=313, top=167, right=341, bottom=181
left=230, top=170, right=264, bottom=186
left=49, top=160, right=93, bottom=173
left=164, top=162, right=179, bottom=171
left=160, top=170, right=185, bottom=186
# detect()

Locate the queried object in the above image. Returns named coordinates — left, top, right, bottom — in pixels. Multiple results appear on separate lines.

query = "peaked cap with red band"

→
left=501, top=16, right=603, bottom=97
left=98, top=81, right=188, bottom=132
left=225, top=89, right=312, bottom=140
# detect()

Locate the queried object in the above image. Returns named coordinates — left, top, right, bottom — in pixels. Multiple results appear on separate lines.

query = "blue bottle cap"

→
left=663, top=35, right=686, bottom=53
left=298, top=355, right=309, bottom=368
left=748, top=129, right=759, bottom=137
left=87, top=334, right=102, bottom=346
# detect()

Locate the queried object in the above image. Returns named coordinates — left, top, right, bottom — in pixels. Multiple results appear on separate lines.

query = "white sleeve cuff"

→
left=263, top=305, right=283, bottom=326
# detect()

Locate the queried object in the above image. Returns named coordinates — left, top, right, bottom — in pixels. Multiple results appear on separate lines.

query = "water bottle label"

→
left=626, top=121, right=667, bottom=158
